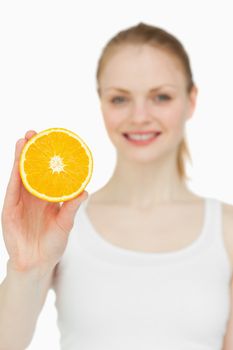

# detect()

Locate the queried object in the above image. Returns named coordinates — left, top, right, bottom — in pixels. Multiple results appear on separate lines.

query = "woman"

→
left=1, top=22, right=233, bottom=350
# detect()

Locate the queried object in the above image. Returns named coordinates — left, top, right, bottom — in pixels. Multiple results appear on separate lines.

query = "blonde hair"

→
left=96, top=22, right=194, bottom=181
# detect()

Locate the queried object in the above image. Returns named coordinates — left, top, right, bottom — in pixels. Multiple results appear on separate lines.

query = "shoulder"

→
left=222, top=201, right=233, bottom=231
left=221, top=201, right=233, bottom=268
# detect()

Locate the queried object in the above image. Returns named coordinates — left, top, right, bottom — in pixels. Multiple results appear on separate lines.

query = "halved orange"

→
left=19, top=128, right=93, bottom=202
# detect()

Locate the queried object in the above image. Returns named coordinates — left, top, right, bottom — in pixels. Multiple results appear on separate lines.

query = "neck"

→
left=100, top=149, right=195, bottom=209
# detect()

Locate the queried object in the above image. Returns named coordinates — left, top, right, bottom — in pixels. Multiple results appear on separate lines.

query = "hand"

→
left=1, top=130, right=88, bottom=278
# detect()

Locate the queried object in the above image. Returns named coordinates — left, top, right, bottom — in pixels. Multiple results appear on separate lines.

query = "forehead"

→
left=99, top=45, right=186, bottom=91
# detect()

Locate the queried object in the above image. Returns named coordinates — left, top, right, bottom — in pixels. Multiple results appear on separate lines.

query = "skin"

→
left=1, top=130, right=88, bottom=275
left=96, top=44, right=199, bottom=208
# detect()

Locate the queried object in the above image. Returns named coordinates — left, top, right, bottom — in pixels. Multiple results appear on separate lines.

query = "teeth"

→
left=127, top=133, right=156, bottom=141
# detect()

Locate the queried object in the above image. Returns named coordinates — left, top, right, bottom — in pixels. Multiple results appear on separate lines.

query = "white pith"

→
left=49, top=155, right=65, bottom=173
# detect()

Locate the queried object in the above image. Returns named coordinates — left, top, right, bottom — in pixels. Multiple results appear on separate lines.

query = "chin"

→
left=119, top=150, right=165, bottom=164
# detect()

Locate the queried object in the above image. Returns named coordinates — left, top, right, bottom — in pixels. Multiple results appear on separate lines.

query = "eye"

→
left=154, top=94, right=171, bottom=102
left=110, top=96, right=127, bottom=104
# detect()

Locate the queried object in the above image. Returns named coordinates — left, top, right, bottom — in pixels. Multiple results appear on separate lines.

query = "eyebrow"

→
left=103, top=85, right=177, bottom=93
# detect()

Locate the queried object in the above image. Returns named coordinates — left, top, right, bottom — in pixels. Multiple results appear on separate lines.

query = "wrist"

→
left=7, top=259, right=55, bottom=283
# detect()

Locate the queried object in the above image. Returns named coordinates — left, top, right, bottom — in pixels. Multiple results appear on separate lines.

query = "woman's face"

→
left=98, top=44, right=197, bottom=163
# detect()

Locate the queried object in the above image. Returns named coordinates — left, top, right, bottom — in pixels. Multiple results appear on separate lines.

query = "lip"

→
left=122, top=132, right=161, bottom=146
left=123, top=131, right=161, bottom=135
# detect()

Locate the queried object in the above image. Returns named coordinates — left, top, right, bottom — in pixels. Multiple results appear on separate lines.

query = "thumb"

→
left=56, top=191, right=88, bottom=233
left=3, top=138, right=27, bottom=211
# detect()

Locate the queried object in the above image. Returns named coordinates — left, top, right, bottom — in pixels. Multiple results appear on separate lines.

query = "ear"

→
left=186, top=85, right=198, bottom=120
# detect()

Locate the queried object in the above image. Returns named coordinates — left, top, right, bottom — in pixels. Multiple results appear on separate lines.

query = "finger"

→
left=24, top=130, right=37, bottom=140
left=3, top=138, right=27, bottom=210
left=56, top=191, right=89, bottom=232
left=15, top=138, right=26, bottom=160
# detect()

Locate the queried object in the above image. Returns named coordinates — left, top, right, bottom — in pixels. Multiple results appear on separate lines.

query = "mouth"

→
left=122, top=131, right=162, bottom=145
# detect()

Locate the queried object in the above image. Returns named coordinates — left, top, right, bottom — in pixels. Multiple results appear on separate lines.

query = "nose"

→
left=130, top=99, right=151, bottom=123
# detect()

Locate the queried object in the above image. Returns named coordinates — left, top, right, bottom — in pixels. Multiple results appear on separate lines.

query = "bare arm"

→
left=0, top=130, right=88, bottom=350
left=221, top=203, right=233, bottom=350
left=221, top=276, right=233, bottom=350
left=0, top=262, right=54, bottom=350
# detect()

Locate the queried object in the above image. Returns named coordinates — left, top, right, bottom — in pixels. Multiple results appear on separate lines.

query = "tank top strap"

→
left=204, top=197, right=232, bottom=273
left=204, top=197, right=222, bottom=240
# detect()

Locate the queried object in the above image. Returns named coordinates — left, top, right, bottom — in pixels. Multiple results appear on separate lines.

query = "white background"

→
left=1, top=0, right=233, bottom=349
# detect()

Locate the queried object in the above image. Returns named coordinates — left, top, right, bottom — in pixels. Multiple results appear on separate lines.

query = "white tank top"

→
left=52, top=196, right=232, bottom=350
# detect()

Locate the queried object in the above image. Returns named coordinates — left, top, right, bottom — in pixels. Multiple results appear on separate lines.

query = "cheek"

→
left=102, top=108, right=126, bottom=131
left=158, top=102, right=187, bottom=129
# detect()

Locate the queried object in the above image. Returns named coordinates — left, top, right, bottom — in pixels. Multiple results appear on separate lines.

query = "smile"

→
left=123, top=132, right=161, bottom=146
